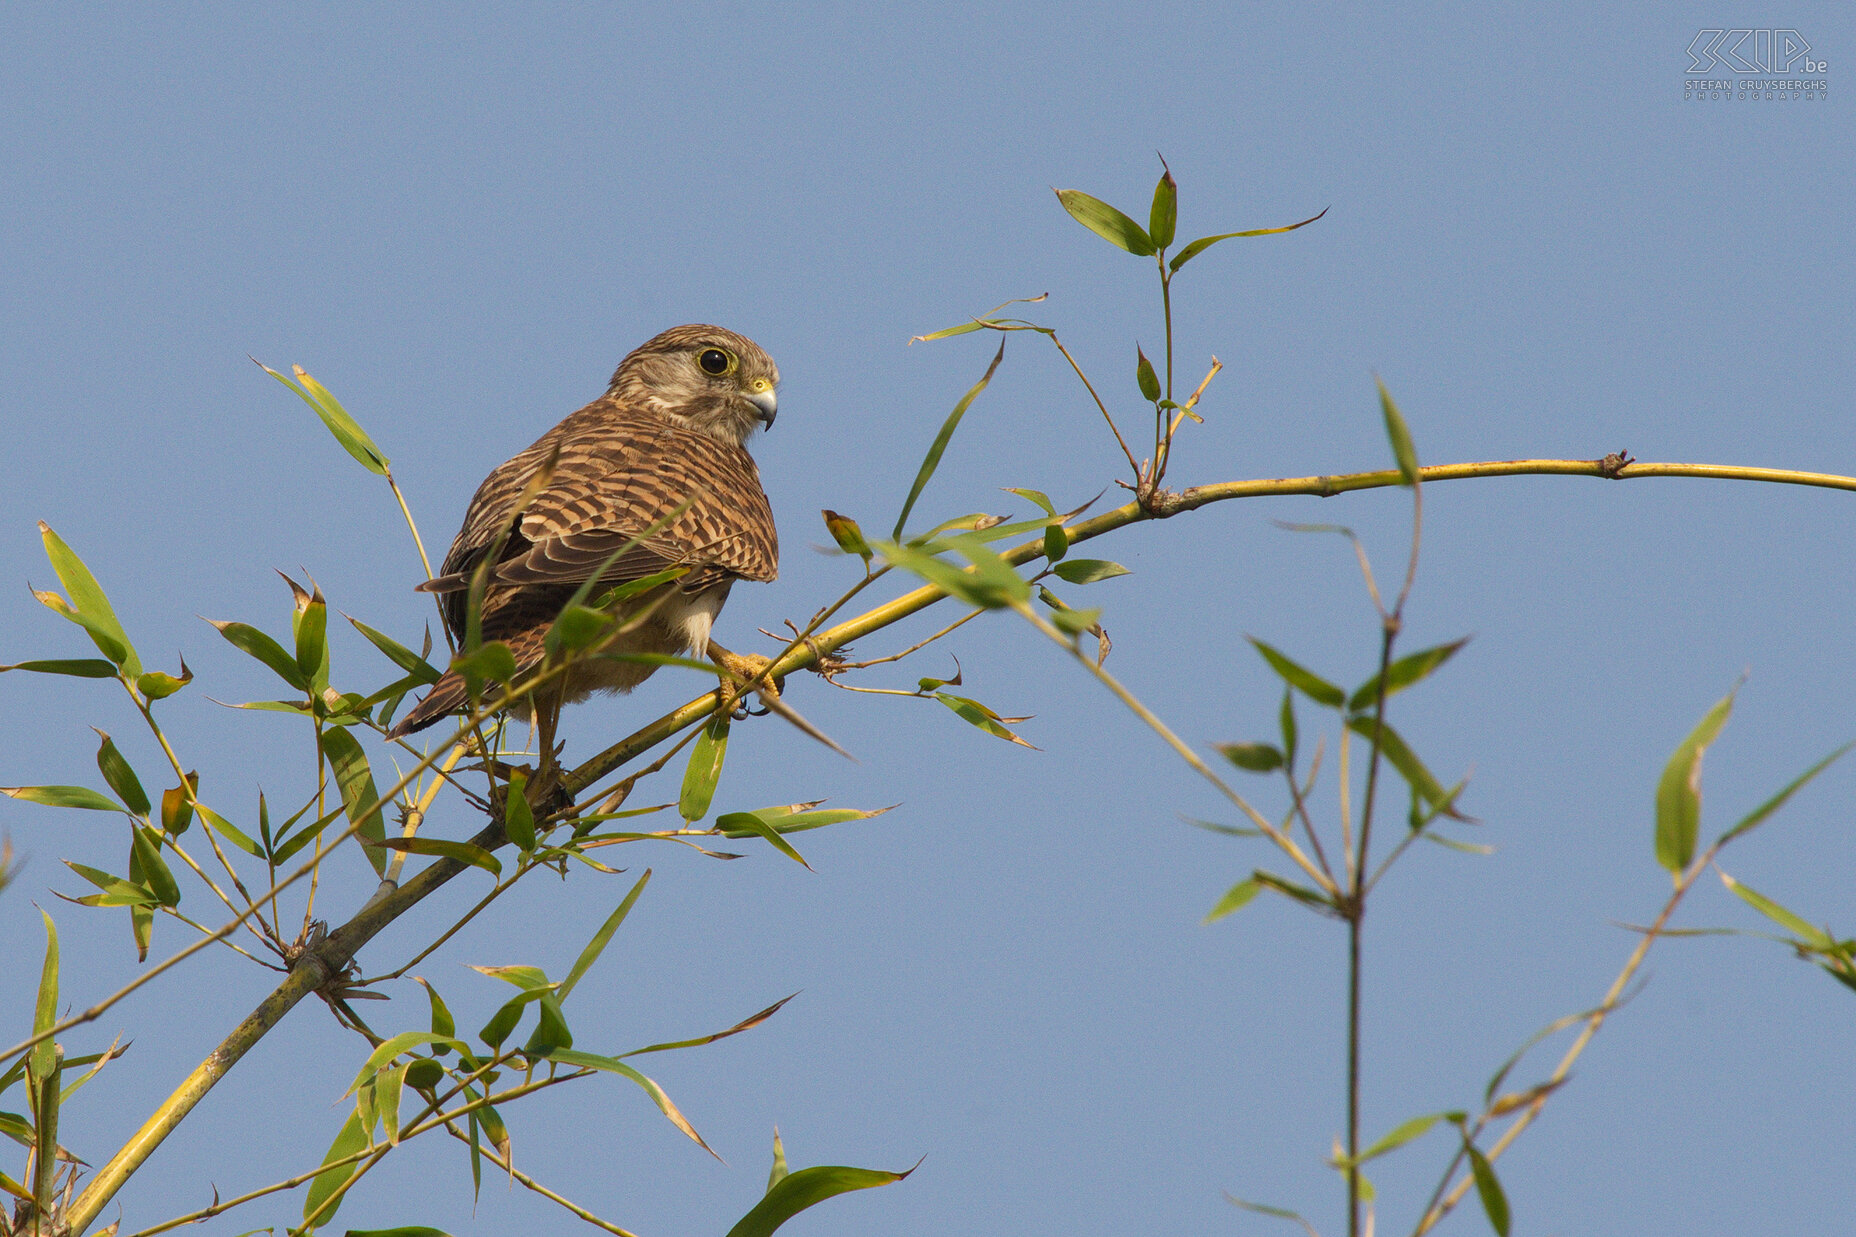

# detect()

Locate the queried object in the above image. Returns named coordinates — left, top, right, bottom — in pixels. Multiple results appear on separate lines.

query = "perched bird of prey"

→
left=388, top=324, right=779, bottom=739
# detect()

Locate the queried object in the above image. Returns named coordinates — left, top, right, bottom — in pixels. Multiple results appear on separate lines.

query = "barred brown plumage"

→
left=387, top=324, right=779, bottom=739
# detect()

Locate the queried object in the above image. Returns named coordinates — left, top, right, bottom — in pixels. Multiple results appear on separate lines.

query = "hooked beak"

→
left=746, top=387, right=777, bottom=428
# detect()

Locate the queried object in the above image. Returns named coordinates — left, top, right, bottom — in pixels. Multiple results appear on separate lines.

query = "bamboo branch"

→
left=54, top=452, right=1856, bottom=1234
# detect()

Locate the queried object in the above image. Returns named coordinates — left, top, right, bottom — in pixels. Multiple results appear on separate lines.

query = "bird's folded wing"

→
left=415, top=533, right=683, bottom=593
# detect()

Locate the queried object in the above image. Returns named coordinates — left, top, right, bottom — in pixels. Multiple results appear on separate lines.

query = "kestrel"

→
left=388, top=324, right=779, bottom=739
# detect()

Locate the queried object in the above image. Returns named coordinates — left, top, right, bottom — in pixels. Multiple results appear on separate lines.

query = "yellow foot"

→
left=711, top=647, right=785, bottom=698
left=706, top=643, right=849, bottom=759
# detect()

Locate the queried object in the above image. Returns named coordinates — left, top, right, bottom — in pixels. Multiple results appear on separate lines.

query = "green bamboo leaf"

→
left=1352, top=1112, right=1443, bottom=1164
left=347, top=616, right=442, bottom=684
left=1051, top=605, right=1106, bottom=638
left=907, top=294, right=1050, bottom=345
left=878, top=539, right=1023, bottom=609
left=38, top=523, right=142, bottom=676
left=1654, top=690, right=1736, bottom=874
left=220, top=802, right=289, bottom=859
left=1149, top=163, right=1177, bottom=250
left=348, top=1032, right=472, bottom=1097
left=1377, top=379, right=1420, bottom=486
left=29, top=911, right=58, bottom=1083
left=1279, top=688, right=1298, bottom=767
left=376, top=837, right=502, bottom=877
left=548, top=605, right=614, bottom=657
left=1718, top=740, right=1855, bottom=845
left=1181, top=817, right=1262, bottom=839
left=1423, top=833, right=1494, bottom=855
left=1052, top=558, right=1130, bottom=586
left=471, top=965, right=570, bottom=1056
left=474, top=963, right=553, bottom=992
left=223, top=699, right=312, bottom=717
left=303, top=1108, right=369, bottom=1227
left=936, top=693, right=1036, bottom=748
left=556, top=871, right=651, bottom=1002
left=412, top=977, right=457, bottom=1048
left=465, top=1099, right=483, bottom=1199
left=716, top=805, right=894, bottom=838
left=504, top=768, right=537, bottom=852
left=822, top=509, right=873, bottom=566
left=1248, top=638, right=1346, bottom=708
left=130, top=827, right=180, bottom=907
left=1253, top=869, right=1336, bottom=911
left=907, top=319, right=989, bottom=343
left=910, top=511, right=1007, bottom=543
left=346, top=1226, right=453, bottom=1237
left=136, top=658, right=193, bottom=700
left=93, top=730, right=150, bottom=816
left=1136, top=346, right=1161, bottom=402
left=129, top=902, right=152, bottom=960
left=478, top=988, right=547, bottom=1051
left=3, top=785, right=124, bottom=813
left=1168, top=206, right=1328, bottom=272
left=893, top=337, right=1006, bottom=540
left=63, top=861, right=159, bottom=907
left=1002, top=487, right=1055, bottom=515
left=718, top=809, right=813, bottom=868
left=1466, top=1142, right=1511, bottom=1236
left=679, top=716, right=730, bottom=823
left=615, top=994, right=794, bottom=1059
left=0, top=1112, right=33, bottom=1146
left=32, top=594, right=128, bottom=676
left=260, top=359, right=390, bottom=476
left=1344, top=717, right=1464, bottom=817
left=0, top=659, right=118, bottom=679
left=60, top=888, right=157, bottom=911
left=206, top=619, right=309, bottom=690
left=945, top=534, right=1034, bottom=603
left=1225, top=1196, right=1318, bottom=1231
left=450, top=640, right=517, bottom=687
left=475, top=1096, right=510, bottom=1178
left=724, top=1162, right=914, bottom=1237
left=767, top=1129, right=790, bottom=1191
left=546, top=1049, right=719, bottom=1156
left=286, top=577, right=329, bottom=689
left=1214, top=742, right=1283, bottom=774
left=1042, top=524, right=1069, bottom=563
left=597, top=651, right=720, bottom=675
left=1203, top=877, right=1262, bottom=924
left=1347, top=638, right=1470, bottom=713
left=1718, top=871, right=1835, bottom=949
left=521, top=991, right=574, bottom=1057
left=1053, top=188, right=1156, bottom=256
left=321, top=728, right=388, bottom=875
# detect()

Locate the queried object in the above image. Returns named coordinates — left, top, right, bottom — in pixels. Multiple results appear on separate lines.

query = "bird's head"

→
left=608, top=324, right=779, bottom=445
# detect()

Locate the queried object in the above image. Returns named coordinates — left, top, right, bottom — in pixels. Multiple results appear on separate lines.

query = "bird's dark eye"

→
left=698, top=348, right=733, bottom=376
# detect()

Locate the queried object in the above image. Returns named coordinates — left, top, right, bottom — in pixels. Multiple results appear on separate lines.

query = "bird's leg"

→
left=535, top=688, right=561, bottom=777
left=707, top=640, right=785, bottom=699
left=706, top=640, right=850, bottom=759
left=528, top=679, right=573, bottom=811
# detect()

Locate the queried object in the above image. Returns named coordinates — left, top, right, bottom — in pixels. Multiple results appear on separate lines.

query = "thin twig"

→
left=1013, top=602, right=1335, bottom=895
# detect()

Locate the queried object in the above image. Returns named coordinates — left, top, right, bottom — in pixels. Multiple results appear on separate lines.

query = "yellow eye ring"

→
left=697, top=347, right=735, bottom=376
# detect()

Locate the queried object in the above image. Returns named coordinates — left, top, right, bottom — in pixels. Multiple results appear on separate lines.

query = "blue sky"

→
left=2, top=6, right=1851, bottom=1235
